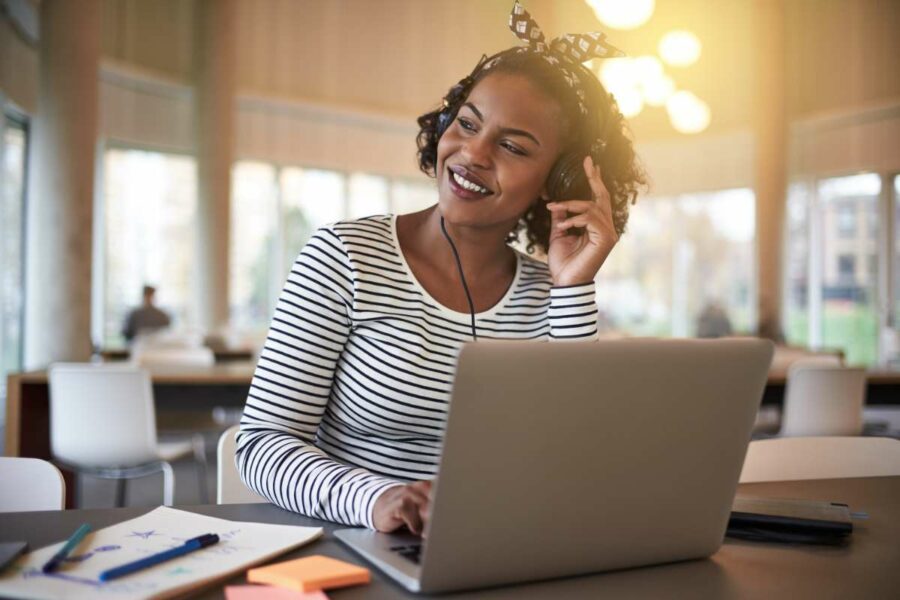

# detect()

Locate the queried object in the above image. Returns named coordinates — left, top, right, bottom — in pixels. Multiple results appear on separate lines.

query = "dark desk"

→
left=1, top=477, right=897, bottom=598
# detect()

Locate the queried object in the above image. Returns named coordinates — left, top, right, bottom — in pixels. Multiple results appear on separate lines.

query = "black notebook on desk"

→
left=728, top=496, right=853, bottom=545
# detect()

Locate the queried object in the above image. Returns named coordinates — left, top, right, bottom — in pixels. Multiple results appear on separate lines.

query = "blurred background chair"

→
left=740, top=436, right=900, bottom=483
left=0, top=457, right=65, bottom=512
left=48, top=363, right=205, bottom=506
left=780, top=363, right=867, bottom=437
left=217, top=425, right=267, bottom=504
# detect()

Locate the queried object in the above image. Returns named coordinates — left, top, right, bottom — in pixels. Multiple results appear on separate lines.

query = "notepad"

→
left=225, top=585, right=329, bottom=600
left=0, top=507, right=323, bottom=600
left=247, top=555, right=370, bottom=592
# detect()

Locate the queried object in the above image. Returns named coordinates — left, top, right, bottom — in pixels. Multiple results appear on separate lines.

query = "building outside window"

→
left=837, top=254, right=856, bottom=282
left=101, top=147, right=198, bottom=347
left=836, top=201, right=857, bottom=238
left=785, top=173, right=882, bottom=366
left=1, top=114, right=28, bottom=411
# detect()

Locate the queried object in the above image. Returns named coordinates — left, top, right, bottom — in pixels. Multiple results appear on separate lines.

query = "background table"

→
left=8, top=364, right=900, bottom=459
left=1, top=477, right=897, bottom=598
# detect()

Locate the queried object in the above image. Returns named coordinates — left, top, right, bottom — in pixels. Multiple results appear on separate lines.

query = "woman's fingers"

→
left=372, top=482, right=433, bottom=534
left=546, top=199, right=596, bottom=215
left=583, top=156, right=614, bottom=219
left=395, top=496, right=424, bottom=535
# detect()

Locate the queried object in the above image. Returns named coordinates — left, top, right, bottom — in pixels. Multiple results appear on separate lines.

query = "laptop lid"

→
left=417, top=338, right=773, bottom=593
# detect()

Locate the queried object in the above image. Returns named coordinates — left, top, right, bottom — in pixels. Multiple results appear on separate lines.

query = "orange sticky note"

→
left=225, top=586, right=328, bottom=600
left=247, top=555, right=370, bottom=592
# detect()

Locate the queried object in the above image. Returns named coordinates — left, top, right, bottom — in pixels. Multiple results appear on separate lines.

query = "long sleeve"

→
left=548, top=282, right=600, bottom=341
left=236, top=226, right=403, bottom=527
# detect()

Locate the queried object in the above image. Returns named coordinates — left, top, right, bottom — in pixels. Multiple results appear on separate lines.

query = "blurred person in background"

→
left=696, top=300, right=733, bottom=338
left=122, top=284, right=171, bottom=343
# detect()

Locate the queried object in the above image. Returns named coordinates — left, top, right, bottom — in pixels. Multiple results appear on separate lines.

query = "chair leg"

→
left=192, top=432, right=210, bottom=504
left=114, top=478, right=127, bottom=508
left=72, top=472, right=81, bottom=509
left=160, top=461, right=175, bottom=506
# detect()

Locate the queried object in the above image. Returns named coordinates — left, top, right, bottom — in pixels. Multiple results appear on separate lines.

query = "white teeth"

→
left=451, top=171, right=488, bottom=194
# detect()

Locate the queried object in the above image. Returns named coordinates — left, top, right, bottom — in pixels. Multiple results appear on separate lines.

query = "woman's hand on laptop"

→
left=373, top=480, right=433, bottom=535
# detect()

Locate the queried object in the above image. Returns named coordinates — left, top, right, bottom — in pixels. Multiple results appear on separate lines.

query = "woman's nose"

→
left=461, top=135, right=493, bottom=168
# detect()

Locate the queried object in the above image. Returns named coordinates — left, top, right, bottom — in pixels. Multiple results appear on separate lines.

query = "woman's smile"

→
left=447, top=164, right=494, bottom=199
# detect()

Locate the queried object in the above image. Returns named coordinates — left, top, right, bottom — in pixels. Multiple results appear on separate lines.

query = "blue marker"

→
left=42, top=524, right=92, bottom=573
left=98, top=534, right=219, bottom=582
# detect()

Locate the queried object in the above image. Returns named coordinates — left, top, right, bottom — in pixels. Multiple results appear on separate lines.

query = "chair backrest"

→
left=780, top=364, right=866, bottom=436
left=48, top=363, right=160, bottom=468
left=0, top=457, right=66, bottom=512
left=740, top=436, right=900, bottom=483
left=217, top=425, right=267, bottom=504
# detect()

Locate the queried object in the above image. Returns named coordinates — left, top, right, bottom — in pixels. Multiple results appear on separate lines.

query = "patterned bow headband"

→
left=480, top=1, right=625, bottom=117
left=508, top=1, right=624, bottom=62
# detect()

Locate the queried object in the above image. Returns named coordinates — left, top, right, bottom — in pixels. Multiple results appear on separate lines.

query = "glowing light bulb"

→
left=642, top=74, right=674, bottom=106
left=599, top=57, right=637, bottom=91
left=633, top=55, right=664, bottom=87
left=613, top=87, right=644, bottom=118
left=586, top=0, right=655, bottom=30
left=659, top=30, right=702, bottom=67
left=666, top=90, right=710, bottom=133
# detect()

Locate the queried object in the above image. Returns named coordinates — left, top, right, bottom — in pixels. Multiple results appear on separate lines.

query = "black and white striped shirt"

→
left=236, top=214, right=599, bottom=527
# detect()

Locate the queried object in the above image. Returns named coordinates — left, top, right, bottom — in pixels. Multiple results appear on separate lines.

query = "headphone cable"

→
left=439, top=215, right=478, bottom=341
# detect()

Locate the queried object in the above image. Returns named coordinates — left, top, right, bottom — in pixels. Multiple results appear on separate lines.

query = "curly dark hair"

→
left=416, top=48, right=647, bottom=254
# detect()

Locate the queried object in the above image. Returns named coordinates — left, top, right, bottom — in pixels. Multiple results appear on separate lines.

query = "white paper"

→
left=0, top=506, right=323, bottom=600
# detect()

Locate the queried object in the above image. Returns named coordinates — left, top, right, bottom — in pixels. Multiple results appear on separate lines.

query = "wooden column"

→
left=753, top=0, right=788, bottom=331
left=194, top=0, right=237, bottom=333
left=24, top=0, right=100, bottom=369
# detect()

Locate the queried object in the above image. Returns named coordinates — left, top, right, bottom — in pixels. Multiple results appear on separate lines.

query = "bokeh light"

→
left=642, top=74, right=675, bottom=106
left=586, top=0, right=655, bottom=30
left=613, top=87, right=645, bottom=118
left=659, top=30, right=702, bottom=67
left=666, top=90, right=711, bottom=133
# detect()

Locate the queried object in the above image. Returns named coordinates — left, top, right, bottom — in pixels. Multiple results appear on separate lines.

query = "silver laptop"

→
left=335, top=338, right=773, bottom=594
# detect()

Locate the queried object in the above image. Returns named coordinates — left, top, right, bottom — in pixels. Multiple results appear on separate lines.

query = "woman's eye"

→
left=457, top=118, right=476, bottom=132
left=502, top=142, right=526, bottom=156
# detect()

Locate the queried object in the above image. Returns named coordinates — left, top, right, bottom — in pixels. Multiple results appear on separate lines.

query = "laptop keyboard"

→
left=390, top=543, right=422, bottom=564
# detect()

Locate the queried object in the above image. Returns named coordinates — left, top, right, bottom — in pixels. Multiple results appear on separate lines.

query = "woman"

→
left=236, top=2, right=645, bottom=534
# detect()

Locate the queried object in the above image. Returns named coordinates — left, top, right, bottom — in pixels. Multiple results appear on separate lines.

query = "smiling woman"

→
left=236, top=1, right=647, bottom=534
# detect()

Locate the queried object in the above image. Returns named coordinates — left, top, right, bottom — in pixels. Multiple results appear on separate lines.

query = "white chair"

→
left=0, top=457, right=66, bottom=512
left=780, top=363, right=866, bottom=436
left=740, top=436, right=900, bottom=483
left=48, top=363, right=203, bottom=507
left=217, top=425, right=267, bottom=504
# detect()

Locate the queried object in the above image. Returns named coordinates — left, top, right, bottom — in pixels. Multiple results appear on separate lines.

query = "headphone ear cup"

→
left=436, top=109, right=452, bottom=139
left=545, top=153, right=592, bottom=202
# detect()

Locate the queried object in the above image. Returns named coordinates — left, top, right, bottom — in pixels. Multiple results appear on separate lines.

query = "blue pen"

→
left=99, top=533, right=219, bottom=582
left=42, top=523, right=92, bottom=573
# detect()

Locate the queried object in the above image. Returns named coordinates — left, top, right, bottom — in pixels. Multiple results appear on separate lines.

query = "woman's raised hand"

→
left=372, top=480, right=433, bottom=535
left=546, top=156, right=619, bottom=287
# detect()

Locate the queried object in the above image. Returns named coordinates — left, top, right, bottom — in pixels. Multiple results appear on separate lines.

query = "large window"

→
left=596, top=188, right=756, bottom=337
left=230, top=161, right=437, bottom=332
left=784, top=182, right=811, bottom=345
left=1, top=115, right=28, bottom=407
left=102, top=148, right=197, bottom=347
left=784, top=173, right=883, bottom=366
left=895, top=176, right=900, bottom=332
